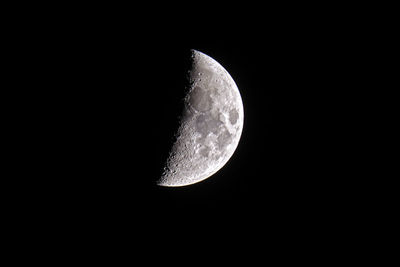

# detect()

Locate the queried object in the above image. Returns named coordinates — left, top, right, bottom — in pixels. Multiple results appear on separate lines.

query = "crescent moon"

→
left=157, top=50, right=244, bottom=187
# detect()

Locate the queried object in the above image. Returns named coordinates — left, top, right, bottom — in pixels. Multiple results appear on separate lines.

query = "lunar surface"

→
left=157, top=50, right=244, bottom=187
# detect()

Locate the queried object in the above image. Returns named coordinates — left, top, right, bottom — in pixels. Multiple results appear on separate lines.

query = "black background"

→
left=27, top=39, right=280, bottom=251
left=43, top=40, right=330, bottom=251
left=12, top=12, right=369, bottom=261
left=59, top=44, right=276, bottom=220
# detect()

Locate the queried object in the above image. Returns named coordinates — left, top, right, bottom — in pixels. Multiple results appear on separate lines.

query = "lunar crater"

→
left=199, top=146, right=211, bottom=157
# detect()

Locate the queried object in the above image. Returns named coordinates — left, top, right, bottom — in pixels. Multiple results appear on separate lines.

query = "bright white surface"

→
left=158, top=50, right=244, bottom=187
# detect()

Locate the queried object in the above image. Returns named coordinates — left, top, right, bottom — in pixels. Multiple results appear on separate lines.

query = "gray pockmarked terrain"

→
left=158, top=50, right=244, bottom=187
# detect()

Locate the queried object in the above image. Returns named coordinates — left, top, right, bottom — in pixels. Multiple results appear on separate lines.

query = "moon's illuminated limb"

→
left=157, top=50, right=244, bottom=187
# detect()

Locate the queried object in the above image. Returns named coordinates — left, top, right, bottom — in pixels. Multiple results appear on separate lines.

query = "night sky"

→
left=47, top=43, right=277, bottom=238
left=46, top=42, right=317, bottom=225
left=24, top=26, right=354, bottom=260
left=9, top=4, right=373, bottom=263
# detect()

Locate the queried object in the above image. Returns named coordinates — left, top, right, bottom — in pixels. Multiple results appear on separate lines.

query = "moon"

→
left=157, top=50, right=244, bottom=187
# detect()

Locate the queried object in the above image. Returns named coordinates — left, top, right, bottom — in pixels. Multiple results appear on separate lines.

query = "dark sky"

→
left=26, top=24, right=357, bottom=259
left=46, top=43, right=277, bottom=238
left=46, top=41, right=320, bottom=217
left=10, top=4, right=376, bottom=263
